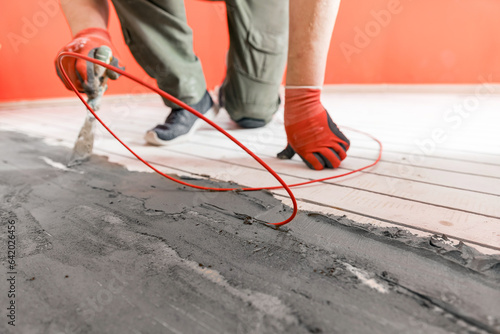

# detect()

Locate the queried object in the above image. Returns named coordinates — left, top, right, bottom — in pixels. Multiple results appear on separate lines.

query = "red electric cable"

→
left=56, top=52, right=382, bottom=226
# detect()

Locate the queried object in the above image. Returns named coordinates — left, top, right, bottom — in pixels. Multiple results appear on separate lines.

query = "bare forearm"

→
left=286, top=0, right=341, bottom=86
left=61, top=0, right=109, bottom=36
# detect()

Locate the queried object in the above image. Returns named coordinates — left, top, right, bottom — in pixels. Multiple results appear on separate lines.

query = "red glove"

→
left=55, top=27, right=123, bottom=95
left=278, top=88, right=350, bottom=170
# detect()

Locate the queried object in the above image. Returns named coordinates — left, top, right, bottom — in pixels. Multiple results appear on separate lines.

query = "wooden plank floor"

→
left=1, top=90, right=499, bottom=254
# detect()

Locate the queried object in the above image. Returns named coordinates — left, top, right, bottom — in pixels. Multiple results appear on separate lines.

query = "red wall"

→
left=329, top=0, right=500, bottom=84
left=1, top=0, right=500, bottom=102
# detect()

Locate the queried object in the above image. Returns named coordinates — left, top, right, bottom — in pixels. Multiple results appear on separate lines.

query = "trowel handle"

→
left=88, top=46, right=113, bottom=109
left=94, top=46, right=113, bottom=78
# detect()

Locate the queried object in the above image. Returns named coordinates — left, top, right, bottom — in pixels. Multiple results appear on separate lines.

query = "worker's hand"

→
left=277, top=88, right=350, bottom=170
left=55, top=27, right=123, bottom=96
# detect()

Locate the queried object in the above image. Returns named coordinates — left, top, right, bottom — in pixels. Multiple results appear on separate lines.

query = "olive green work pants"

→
left=111, top=0, right=288, bottom=123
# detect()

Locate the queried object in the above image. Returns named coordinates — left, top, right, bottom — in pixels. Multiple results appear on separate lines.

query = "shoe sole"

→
left=144, top=107, right=218, bottom=146
left=235, top=117, right=267, bottom=129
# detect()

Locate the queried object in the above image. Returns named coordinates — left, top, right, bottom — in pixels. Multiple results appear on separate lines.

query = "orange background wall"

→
left=1, top=0, right=500, bottom=102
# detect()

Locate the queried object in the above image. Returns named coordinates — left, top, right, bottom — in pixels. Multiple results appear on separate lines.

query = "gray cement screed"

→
left=0, top=130, right=499, bottom=334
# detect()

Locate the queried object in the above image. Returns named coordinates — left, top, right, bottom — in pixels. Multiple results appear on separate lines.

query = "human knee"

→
left=222, top=71, right=281, bottom=126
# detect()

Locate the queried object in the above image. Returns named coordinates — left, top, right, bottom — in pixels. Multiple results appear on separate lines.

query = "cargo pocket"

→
left=245, top=26, right=287, bottom=83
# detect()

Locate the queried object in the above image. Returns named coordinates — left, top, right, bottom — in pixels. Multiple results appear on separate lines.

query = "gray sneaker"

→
left=145, top=91, right=217, bottom=146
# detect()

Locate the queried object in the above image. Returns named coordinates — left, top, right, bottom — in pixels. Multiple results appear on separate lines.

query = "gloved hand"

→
left=55, top=27, right=123, bottom=97
left=277, top=88, right=350, bottom=170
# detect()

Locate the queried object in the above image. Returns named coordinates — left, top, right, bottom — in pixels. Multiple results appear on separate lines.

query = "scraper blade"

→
left=67, top=107, right=97, bottom=167
left=67, top=46, right=112, bottom=167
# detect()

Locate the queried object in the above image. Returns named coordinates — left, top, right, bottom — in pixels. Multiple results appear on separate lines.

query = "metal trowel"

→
left=67, top=46, right=113, bottom=167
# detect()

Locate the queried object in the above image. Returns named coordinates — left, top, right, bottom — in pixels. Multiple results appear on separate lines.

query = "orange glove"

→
left=55, top=27, right=123, bottom=96
left=278, top=88, right=350, bottom=170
